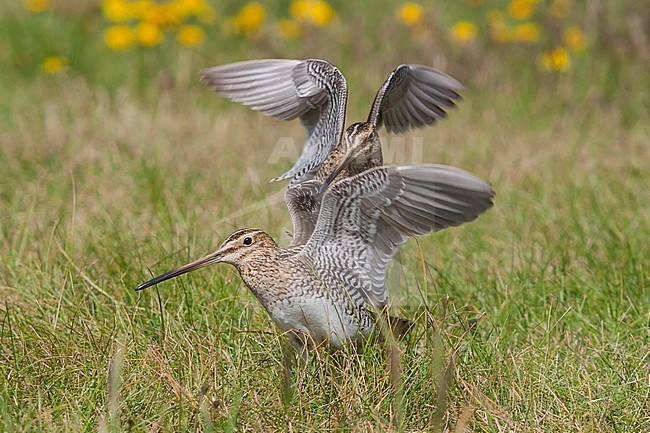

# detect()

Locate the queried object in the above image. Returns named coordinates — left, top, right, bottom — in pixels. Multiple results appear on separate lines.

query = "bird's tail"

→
left=387, top=315, right=414, bottom=340
left=368, top=309, right=415, bottom=341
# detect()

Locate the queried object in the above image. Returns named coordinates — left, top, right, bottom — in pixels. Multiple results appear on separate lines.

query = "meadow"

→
left=1, top=0, right=648, bottom=431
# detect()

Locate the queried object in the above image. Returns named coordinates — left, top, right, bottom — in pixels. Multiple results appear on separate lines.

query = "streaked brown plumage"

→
left=137, top=164, right=495, bottom=350
left=314, top=122, right=382, bottom=183
left=284, top=121, right=385, bottom=248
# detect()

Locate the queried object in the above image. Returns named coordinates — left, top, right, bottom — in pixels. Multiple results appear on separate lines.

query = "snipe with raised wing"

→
left=200, top=59, right=464, bottom=183
left=137, top=164, right=494, bottom=350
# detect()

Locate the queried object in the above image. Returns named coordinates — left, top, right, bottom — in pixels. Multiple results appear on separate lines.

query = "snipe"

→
left=137, top=164, right=494, bottom=350
left=200, top=59, right=464, bottom=183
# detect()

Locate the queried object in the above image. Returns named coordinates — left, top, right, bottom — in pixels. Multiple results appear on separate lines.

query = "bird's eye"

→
left=243, top=237, right=252, bottom=245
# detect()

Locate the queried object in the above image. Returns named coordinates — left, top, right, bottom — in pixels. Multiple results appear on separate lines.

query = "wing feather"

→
left=201, top=59, right=348, bottom=182
left=367, top=64, right=464, bottom=134
left=301, top=164, right=494, bottom=307
left=284, top=181, right=322, bottom=247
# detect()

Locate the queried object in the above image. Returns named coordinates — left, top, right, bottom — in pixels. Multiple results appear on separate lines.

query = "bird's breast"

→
left=237, top=259, right=371, bottom=347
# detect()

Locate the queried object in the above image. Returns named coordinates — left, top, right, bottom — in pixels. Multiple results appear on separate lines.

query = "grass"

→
left=1, top=2, right=649, bottom=432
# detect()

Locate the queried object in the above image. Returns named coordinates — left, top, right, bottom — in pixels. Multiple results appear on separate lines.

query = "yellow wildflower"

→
left=142, top=3, right=180, bottom=27
left=136, top=22, right=163, bottom=46
left=290, top=0, right=335, bottom=27
left=232, top=2, right=266, bottom=35
left=41, top=57, right=68, bottom=74
left=540, top=47, right=570, bottom=72
left=103, top=0, right=134, bottom=22
left=26, top=0, right=49, bottom=12
left=176, top=25, right=205, bottom=46
left=507, top=0, right=536, bottom=20
left=172, top=0, right=207, bottom=16
left=104, top=25, right=136, bottom=50
left=168, top=0, right=216, bottom=22
left=398, top=2, right=424, bottom=26
left=510, top=22, right=540, bottom=43
left=308, top=0, right=335, bottom=26
left=450, top=21, right=477, bottom=43
left=563, top=26, right=586, bottom=52
left=131, top=1, right=154, bottom=18
left=278, top=19, right=302, bottom=39
left=289, top=0, right=307, bottom=19
left=490, top=20, right=509, bottom=43
left=549, top=0, right=571, bottom=19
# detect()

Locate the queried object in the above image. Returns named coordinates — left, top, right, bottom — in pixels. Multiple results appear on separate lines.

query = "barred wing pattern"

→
left=200, top=59, right=348, bottom=182
left=302, top=164, right=495, bottom=308
left=284, top=180, right=321, bottom=247
left=367, top=65, right=464, bottom=134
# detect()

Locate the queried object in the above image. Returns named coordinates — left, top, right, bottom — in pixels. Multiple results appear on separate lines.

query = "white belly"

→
left=267, top=295, right=366, bottom=348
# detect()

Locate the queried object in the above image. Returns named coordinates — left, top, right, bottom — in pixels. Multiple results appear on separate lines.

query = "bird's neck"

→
left=234, top=247, right=287, bottom=307
left=314, top=145, right=347, bottom=181
left=348, top=144, right=383, bottom=173
left=332, top=141, right=384, bottom=182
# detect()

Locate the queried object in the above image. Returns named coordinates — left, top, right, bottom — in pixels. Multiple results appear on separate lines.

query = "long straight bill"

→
left=319, top=151, right=356, bottom=194
left=136, top=252, right=221, bottom=291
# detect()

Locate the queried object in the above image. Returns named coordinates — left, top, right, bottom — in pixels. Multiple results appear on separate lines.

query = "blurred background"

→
left=2, top=0, right=648, bottom=248
left=4, top=0, right=649, bottom=104
left=1, top=1, right=648, bottom=431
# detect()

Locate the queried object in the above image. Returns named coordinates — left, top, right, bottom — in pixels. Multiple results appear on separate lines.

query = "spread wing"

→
left=301, top=164, right=494, bottom=308
left=367, top=65, right=464, bottom=134
left=200, top=59, right=348, bottom=182
left=284, top=180, right=322, bottom=247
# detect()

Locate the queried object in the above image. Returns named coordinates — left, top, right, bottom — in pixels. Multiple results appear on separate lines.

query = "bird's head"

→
left=320, top=122, right=381, bottom=192
left=344, top=122, right=380, bottom=153
left=136, top=228, right=276, bottom=291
